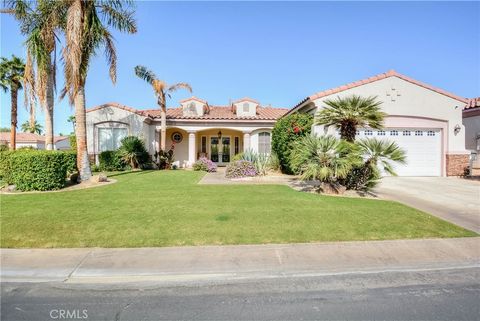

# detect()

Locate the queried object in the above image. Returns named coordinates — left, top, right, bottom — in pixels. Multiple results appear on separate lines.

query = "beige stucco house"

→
left=288, top=70, right=471, bottom=176
left=86, top=70, right=474, bottom=176
left=86, top=97, right=287, bottom=168
left=0, top=133, right=70, bottom=150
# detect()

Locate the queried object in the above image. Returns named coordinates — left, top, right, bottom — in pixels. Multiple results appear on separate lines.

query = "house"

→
left=288, top=70, right=470, bottom=177
left=0, top=132, right=71, bottom=150
left=86, top=98, right=288, bottom=167
left=86, top=70, right=473, bottom=176
left=463, top=97, right=480, bottom=176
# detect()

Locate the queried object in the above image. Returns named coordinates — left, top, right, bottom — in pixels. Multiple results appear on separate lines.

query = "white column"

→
left=188, top=132, right=196, bottom=167
left=243, top=132, right=251, bottom=152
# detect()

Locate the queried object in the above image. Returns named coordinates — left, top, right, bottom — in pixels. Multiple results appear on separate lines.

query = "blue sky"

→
left=1, top=1, right=479, bottom=135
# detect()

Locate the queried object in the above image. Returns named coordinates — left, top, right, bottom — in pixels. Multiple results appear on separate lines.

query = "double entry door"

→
left=210, top=136, right=231, bottom=164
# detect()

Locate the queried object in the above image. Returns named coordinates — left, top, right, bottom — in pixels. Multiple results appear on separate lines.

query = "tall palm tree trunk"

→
left=159, top=93, right=167, bottom=151
left=74, top=87, right=92, bottom=181
left=10, top=84, right=18, bottom=150
left=44, top=59, right=55, bottom=150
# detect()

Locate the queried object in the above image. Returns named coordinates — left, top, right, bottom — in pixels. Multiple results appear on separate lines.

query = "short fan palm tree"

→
left=21, top=120, right=43, bottom=134
left=62, top=0, right=137, bottom=181
left=289, top=135, right=361, bottom=192
left=316, top=95, right=386, bottom=142
left=134, top=65, right=192, bottom=151
left=0, top=55, right=25, bottom=150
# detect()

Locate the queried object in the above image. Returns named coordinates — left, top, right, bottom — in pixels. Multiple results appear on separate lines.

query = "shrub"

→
left=117, top=136, right=150, bottom=169
left=5, top=150, right=76, bottom=191
left=69, top=134, right=77, bottom=150
left=0, top=150, right=15, bottom=184
left=0, top=144, right=8, bottom=151
left=61, top=150, right=78, bottom=175
left=225, top=160, right=257, bottom=178
left=234, top=150, right=280, bottom=175
left=155, top=146, right=174, bottom=169
left=271, top=113, right=313, bottom=174
left=193, top=157, right=217, bottom=172
left=99, top=150, right=125, bottom=171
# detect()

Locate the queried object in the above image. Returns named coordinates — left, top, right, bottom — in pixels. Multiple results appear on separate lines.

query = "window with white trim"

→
left=98, top=128, right=128, bottom=152
left=365, top=130, right=373, bottom=136
left=377, top=130, right=385, bottom=136
left=427, top=131, right=435, bottom=136
left=258, top=132, right=271, bottom=154
left=390, top=130, right=398, bottom=136
left=243, top=102, right=249, bottom=113
left=403, top=130, right=411, bottom=136
left=415, top=130, right=423, bottom=136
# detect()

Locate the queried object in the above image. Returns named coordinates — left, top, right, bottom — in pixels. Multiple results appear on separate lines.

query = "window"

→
left=415, top=130, right=423, bottom=136
left=234, top=137, right=239, bottom=155
left=201, top=136, right=207, bottom=153
left=98, top=127, right=127, bottom=152
left=427, top=131, right=435, bottom=136
left=171, top=132, right=183, bottom=143
left=258, top=132, right=271, bottom=154
left=243, top=102, right=249, bottom=113
left=365, top=130, right=373, bottom=136
left=403, top=130, right=411, bottom=136
left=377, top=130, right=385, bottom=136
left=390, top=130, right=398, bottom=136
left=356, top=130, right=360, bottom=135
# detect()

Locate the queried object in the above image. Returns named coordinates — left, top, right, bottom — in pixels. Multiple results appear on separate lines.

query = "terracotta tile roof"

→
left=464, top=97, right=480, bottom=110
left=179, top=96, right=207, bottom=104
left=0, top=132, right=69, bottom=144
left=288, top=70, right=469, bottom=115
left=145, top=106, right=288, bottom=120
left=232, top=97, right=260, bottom=105
left=86, top=102, right=149, bottom=116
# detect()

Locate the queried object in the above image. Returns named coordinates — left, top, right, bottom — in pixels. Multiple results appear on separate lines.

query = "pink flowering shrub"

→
left=225, top=160, right=257, bottom=178
left=193, top=157, right=217, bottom=172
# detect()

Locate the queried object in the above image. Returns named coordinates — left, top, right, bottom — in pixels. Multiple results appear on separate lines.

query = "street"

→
left=2, top=267, right=479, bottom=321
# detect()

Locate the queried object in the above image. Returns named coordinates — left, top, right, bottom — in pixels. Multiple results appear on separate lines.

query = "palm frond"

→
left=167, top=82, right=192, bottom=93
left=134, top=65, right=157, bottom=85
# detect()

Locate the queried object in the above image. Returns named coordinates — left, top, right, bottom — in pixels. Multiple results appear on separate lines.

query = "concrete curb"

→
left=1, top=237, right=479, bottom=284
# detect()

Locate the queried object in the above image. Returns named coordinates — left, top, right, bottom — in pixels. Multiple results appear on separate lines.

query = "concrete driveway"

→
left=375, top=177, right=480, bottom=233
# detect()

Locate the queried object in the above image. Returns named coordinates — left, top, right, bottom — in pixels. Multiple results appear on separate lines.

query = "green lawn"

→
left=1, top=170, right=476, bottom=248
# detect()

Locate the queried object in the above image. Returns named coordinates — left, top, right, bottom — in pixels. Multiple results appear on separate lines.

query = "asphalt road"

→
left=2, top=267, right=479, bottom=321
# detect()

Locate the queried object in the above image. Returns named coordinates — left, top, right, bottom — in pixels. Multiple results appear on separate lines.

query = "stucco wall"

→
left=165, top=128, right=189, bottom=167
left=463, top=114, right=480, bottom=151
left=233, top=101, right=257, bottom=117
left=309, top=76, right=467, bottom=154
left=86, top=105, right=150, bottom=156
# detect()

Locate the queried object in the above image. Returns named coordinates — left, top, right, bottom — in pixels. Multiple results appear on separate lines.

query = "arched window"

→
left=258, top=132, right=271, bottom=154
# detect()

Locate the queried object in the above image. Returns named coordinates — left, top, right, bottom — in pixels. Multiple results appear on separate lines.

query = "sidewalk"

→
left=2, top=237, right=479, bottom=284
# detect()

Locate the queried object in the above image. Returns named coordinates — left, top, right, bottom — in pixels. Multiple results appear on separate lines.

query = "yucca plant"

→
left=316, top=95, right=386, bottom=142
left=117, top=136, right=149, bottom=169
left=289, top=135, right=361, bottom=192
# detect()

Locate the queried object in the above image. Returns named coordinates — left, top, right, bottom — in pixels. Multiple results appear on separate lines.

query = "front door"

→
left=210, top=136, right=231, bottom=165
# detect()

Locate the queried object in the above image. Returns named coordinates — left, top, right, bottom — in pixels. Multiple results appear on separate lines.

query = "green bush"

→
left=3, top=150, right=77, bottom=191
left=61, top=150, right=78, bottom=175
left=271, top=113, right=313, bottom=174
left=0, top=144, right=8, bottom=151
left=117, top=136, right=150, bottom=169
left=99, top=150, right=125, bottom=171
left=69, top=134, right=77, bottom=151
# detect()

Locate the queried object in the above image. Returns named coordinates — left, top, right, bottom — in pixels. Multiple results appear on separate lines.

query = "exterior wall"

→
left=462, top=112, right=480, bottom=151
left=309, top=76, right=468, bottom=155
left=55, top=139, right=71, bottom=150
left=16, top=142, right=42, bottom=149
left=195, top=128, right=244, bottom=164
left=446, top=154, right=469, bottom=176
left=165, top=127, right=189, bottom=168
left=180, top=99, right=205, bottom=117
left=86, top=105, right=150, bottom=158
left=233, top=101, right=257, bottom=117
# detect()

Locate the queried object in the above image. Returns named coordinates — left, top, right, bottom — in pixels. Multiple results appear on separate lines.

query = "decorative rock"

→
left=96, top=174, right=108, bottom=182
left=6, top=185, right=16, bottom=192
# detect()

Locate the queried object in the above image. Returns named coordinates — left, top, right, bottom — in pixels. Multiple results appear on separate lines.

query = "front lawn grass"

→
left=1, top=170, right=476, bottom=248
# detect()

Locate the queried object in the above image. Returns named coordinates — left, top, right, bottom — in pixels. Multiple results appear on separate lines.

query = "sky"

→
left=1, top=1, right=479, bottom=135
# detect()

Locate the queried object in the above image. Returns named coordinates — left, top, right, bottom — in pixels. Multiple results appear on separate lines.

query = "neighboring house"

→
left=288, top=70, right=470, bottom=177
left=0, top=132, right=71, bottom=150
left=86, top=98, right=287, bottom=167
left=463, top=97, right=480, bottom=153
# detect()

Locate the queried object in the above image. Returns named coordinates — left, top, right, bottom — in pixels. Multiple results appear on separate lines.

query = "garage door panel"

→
left=358, top=129, right=441, bottom=177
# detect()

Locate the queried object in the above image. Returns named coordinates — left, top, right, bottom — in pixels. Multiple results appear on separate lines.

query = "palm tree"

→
left=344, top=138, right=407, bottom=190
left=4, top=0, right=66, bottom=150
left=67, top=115, right=76, bottom=133
left=316, top=95, right=386, bottom=142
left=134, top=65, right=192, bottom=151
left=289, top=135, right=361, bottom=193
left=62, top=0, right=137, bottom=181
left=0, top=55, right=25, bottom=150
left=21, top=120, right=43, bottom=134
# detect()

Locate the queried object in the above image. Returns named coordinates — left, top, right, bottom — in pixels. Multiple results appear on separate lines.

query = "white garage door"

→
left=357, top=128, right=442, bottom=176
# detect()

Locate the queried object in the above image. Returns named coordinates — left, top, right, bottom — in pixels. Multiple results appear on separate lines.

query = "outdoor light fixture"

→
left=218, top=130, right=222, bottom=139
left=454, top=124, right=461, bottom=135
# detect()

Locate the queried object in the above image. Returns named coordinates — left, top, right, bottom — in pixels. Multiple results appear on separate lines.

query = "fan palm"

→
left=21, top=120, right=43, bottom=134
left=316, top=95, right=386, bottom=142
left=3, top=0, right=66, bottom=150
left=62, top=0, right=137, bottom=181
left=289, top=135, right=361, bottom=190
left=134, top=65, right=192, bottom=151
left=0, top=55, right=25, bottom=150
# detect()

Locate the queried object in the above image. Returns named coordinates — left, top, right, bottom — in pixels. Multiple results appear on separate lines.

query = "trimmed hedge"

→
left=99, top=150, right=125, bottom=171
left=0, top=150, right=78, bottom=191
left=271, top=113, right=313, bottom=174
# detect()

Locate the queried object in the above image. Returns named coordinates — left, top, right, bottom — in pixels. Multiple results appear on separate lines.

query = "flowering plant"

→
left=193, top=157, right=217, bottom=172
left=225, top=160, right=258, bottom=178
